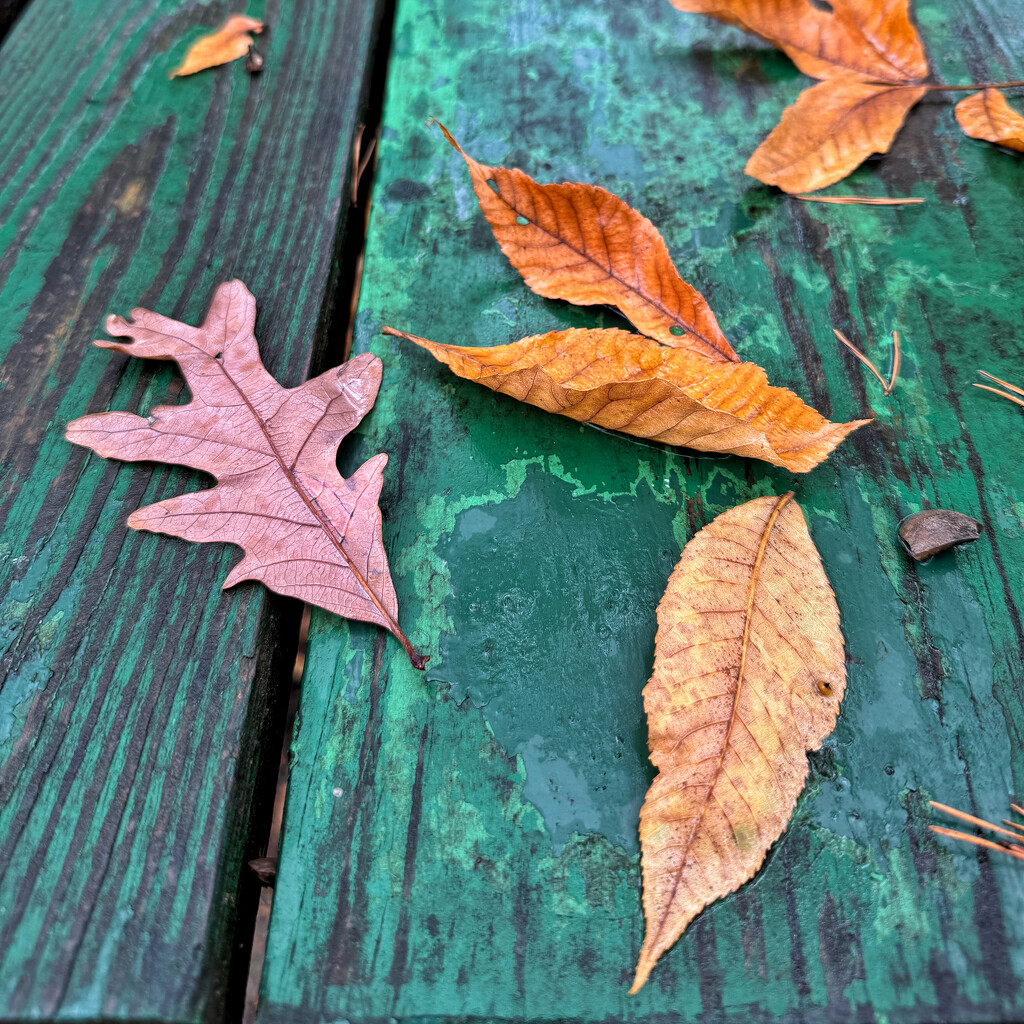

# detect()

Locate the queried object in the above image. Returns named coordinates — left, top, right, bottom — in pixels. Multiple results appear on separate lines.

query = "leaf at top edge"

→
left=66, top=280, right=426, bottom=669
left=955, top=89, right=1024, bottom=153
left=668, top=0, right=928, bottom=84
left=631, top=493, right=847, bottom=992
left=170, top=15, right=264, bottom=78
left=435, top=122, right=739, bottom=363
left=387, top=326, right=868, bottom=473
left=745, top=75, right=927, bottom=193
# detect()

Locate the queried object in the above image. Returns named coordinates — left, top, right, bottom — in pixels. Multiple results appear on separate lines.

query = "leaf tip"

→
left=629, top=953, right=655, bottom=995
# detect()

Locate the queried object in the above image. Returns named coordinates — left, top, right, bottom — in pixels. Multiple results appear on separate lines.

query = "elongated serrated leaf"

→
left=66, top=280, right=425, bottom=669
left=388, top=326, right=867, bottom=473
left=436, top=123, right=738, bottom=362
left=632, top=493, right=847, bottom=992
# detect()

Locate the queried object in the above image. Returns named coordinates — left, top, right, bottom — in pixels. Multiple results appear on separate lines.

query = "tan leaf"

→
left=955, top=89, right=1024, bottom=153
left=386, top=326, right=867, bottom=473
left=631, top=493, right=847, bottom=992
left=170, top=14, right=264, bottom=78
left=745, top=75, right=927, bottom=193
left=668, top=0, right=928, bottom=83
left=435, top=123, right=739, bottom=362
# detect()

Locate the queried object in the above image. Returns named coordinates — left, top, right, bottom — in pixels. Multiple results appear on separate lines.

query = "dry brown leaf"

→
left=435, top=122, right=739, bottom=362
left=385, top=326, right=867, bottom=473
left=669, top=0, right=930, bottom=192
left=746, top=76, right=927, bottom=194
left=170, top=14, right=264, bottom=78
left=669, top=0, right=928, bottom=82
left=631, top=493, right=846, bottom=992
left=66, top=281, right=426, bottom=669
left=955, top=89, right=1024, bottom=153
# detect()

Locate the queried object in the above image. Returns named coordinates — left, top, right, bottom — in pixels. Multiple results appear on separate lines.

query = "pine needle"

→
left=929, top=826, right=1024, bottom=861
left=974, top=370, right=1024, bottom=409
left=795, top=195, right=924, bottom=205
left=930, top=799, right=1024, bottom=862
left=833, top=329, right=901, bottom=395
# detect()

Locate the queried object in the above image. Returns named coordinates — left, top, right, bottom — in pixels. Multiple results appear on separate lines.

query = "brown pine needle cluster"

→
left=795, top=195, right=924, bottom=205
left=834, top=329, right=901, bottom=395
left=930, top=800, right=1024, bottom=862
left=974, top=370, right=1024, bottom=409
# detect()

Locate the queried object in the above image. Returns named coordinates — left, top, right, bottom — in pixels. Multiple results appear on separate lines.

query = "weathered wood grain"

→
left=0, top=0, right=386, bottom=1020
left=258, top=0, right=1024, bottom=1021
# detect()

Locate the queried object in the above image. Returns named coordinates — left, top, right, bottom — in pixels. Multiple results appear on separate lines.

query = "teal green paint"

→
left=262, top=0, right=1024, bottom=1020
left=0, top=0, right=387, bottom=1018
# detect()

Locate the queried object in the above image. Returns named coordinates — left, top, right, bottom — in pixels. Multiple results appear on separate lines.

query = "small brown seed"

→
left=245, top=45, right=264, bottom=73
left=898, top=510, right=983, bottom=562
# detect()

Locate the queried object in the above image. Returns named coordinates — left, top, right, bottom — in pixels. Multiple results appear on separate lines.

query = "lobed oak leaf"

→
left=385, top=326, right=867, bottom=473
left=669, top=0, right=931, bottom=192
left=631, top=493, right=846, bottom=992
left=955, top=89, right=1024, bottom=153
left=435, top=122, right=739, bottom=362
left=66, top=281, right=426, bottom=669
left=170, top=14, right=264, bottom=78
left=745, top=75, right=927, bottom=194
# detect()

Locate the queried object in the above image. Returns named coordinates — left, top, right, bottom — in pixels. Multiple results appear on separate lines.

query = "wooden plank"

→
left=0, top=0, right=386, bottom=1020
left=258, top=0, right=1024, bottom=1020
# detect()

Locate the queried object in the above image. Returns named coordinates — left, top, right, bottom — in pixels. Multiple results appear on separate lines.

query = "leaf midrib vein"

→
left=649, top=492, right=794, bottom=953
left=174, top=319, right=398, bottom=636
left=491, top=171, right=729, bottom=361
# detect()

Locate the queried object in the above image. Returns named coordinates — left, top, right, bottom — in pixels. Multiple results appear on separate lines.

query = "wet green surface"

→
left=260, top=0, right=1024, bottom=1020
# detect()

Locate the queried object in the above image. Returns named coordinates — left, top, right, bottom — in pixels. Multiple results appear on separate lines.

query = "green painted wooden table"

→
left=0, top=0, right=388, bottom=1019
left=255, top=0, right=1024, bottom=1022
left=4, top=0, right=1024, bottom=1021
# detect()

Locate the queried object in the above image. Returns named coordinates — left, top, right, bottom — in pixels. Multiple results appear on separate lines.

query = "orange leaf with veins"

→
left=387, top=326, right=866, bottom=473
left=436, top=123, right=738, bottom=362
left=632, top=493, right=846, bottom=992
left=746, top=75, right=927, bottom=194
left=956, top=89, right=1024, bottom=153
left=67, top=281, right=425, bottom=669
left=170, top=14, right=263, bottom=78
left=669, top=0, right=930, bottom=192
left=669, top=0, right=927, bottom=82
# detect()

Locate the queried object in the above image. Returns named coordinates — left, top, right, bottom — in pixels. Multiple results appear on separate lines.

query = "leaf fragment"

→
left=170, top=14, right=264, bottom=78
left=745, top=76, right=927, bottom=193
left=955, top=89, right=1024, bottom=153
left=388, top=326, right=867, bottom=472
left=898, top=509, right=982, bottom=561
left=632, top=493, right=847, bottom=992
left=67, top=281, right=426, bottom=669
left=434, top=122, right=739, bottom=362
